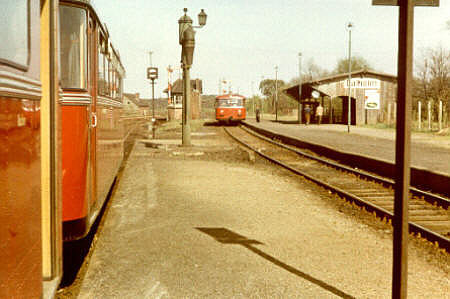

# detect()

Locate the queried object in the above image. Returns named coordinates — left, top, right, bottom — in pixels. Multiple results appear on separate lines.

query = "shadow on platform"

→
left=196, top=227, right=355, bottom=299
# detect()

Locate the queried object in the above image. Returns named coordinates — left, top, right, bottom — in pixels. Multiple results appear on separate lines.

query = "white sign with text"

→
left=364, top=90, right=380, bottom=110
left=344, top=78, right=380, bottom=89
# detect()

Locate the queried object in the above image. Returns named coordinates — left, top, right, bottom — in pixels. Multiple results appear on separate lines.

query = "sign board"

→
left=364, top=90, right=380, bottom=110
left=372, top=0, right=439, bottom=6
left=344, top=78, right=380, bottom=89
left=147, top=67, right=158, bottom=80
left=311, top=90, right=320, bottom=99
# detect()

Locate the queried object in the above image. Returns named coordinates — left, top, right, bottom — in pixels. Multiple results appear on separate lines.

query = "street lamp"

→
left=147, top=65, right=158, bottom=139
left=298, top=52, right=302, bottom=124
left=275, top=66, right=278, bottom=122
left=178, top=8, right=207, bottom=146
left=346, top=22, right=354, bottom=133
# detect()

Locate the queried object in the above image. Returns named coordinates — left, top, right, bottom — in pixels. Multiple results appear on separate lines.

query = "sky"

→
left=91, top=0, right=450, bottom=98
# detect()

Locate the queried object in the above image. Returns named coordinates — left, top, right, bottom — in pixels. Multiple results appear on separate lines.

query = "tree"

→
left=289, top=58, right=330, bottom=84
left=413, top=46, right=450, bottom=126
left=334, top=56, right=371, bottom=74
left=258, top=78, right=296, bottom=114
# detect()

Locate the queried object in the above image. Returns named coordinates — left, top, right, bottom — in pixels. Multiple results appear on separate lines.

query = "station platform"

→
left=245, top=118, right=450, bottom=176
left=67, top=126, right=448, bottom=298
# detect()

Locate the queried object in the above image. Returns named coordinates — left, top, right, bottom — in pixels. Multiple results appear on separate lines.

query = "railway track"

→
left=225, top=125, right=450, bottom=252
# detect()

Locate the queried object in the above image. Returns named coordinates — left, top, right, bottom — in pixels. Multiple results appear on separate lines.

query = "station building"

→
left=283, top=69, right=397, bottom=125
left=164, top=79, right=203, bottom=121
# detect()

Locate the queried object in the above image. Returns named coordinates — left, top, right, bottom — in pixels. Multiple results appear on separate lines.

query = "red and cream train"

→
left=215, top=94, right=246, bottom=123
left=0, top=1, right=135, bottom=297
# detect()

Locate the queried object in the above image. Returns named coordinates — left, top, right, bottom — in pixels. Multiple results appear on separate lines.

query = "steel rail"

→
left=240, top=126, right=450, bottom=209
left=224, top=126, right=450, bottom=252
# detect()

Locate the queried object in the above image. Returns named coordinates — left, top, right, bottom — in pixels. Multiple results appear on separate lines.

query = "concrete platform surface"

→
left=74, top=134, right=449, bottom=298
left=245, top=119, right=450, bottom=175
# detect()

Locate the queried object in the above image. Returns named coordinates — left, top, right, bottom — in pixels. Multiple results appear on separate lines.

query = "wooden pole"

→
left=392, top=1, right=414, bottom=297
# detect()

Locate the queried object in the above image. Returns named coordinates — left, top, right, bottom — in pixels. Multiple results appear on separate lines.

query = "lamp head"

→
left=198, top=9, right=207, bottom=27
left=346, top=22, right=354, bottom=31
left=178, top=8, right=193, bottom=44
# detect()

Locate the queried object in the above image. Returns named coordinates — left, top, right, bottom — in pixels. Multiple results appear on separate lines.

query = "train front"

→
left=215, top=94, right=246, bottom=123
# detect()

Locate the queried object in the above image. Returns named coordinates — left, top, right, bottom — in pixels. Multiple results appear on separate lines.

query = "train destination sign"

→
left=372, top=0, right=439, bottom=6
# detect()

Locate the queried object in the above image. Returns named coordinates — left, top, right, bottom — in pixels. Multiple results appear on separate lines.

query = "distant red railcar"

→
left=215, top=94, right=246, bottom=123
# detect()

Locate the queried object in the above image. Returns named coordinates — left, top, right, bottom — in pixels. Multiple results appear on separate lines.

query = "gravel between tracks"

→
left=58, top=123, right=449, bottom=298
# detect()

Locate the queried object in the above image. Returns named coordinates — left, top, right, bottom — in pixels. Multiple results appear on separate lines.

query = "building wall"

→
left=315, top=76, right=397, bottom=125
left=168, top=106, right=182, bottom=121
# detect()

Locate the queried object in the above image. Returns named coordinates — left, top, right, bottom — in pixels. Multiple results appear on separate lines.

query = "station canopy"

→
left=283, top=82, right=329, bottom=102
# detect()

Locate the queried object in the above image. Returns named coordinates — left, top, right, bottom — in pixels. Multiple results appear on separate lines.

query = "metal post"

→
left=330, top=96, right=333, bottom=124
left=428, top=101, right=432, bottom=130
left=182, top=61, right=191, bottom=146
left=298, top=52, right=302, bottom=124
left=392, top=1, right=414, bottom=298
left=347, top=24, right=352, bottom=133
left=151, top=79, right=156, bottom=139
left=251, top=81, right=255, bottom=115
left=149, top=51, right=153, bottom=67
left=418, top=101, right=421, bottom=130
left=275, top=66, right=278, bottom=122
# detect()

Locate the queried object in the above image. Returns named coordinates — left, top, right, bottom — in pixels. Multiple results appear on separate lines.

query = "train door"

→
left=88, top=16, right=97, bottom=212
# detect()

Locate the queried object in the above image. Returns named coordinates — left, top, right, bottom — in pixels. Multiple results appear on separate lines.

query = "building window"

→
left=0, top=0, right=29, bottom=69
left=59, top=5, right=87, bottom=89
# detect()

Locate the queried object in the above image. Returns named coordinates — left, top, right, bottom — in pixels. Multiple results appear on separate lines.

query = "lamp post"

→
left=298, top=52, right=302, bottom=124
left=346, top=22, right=353, bottom=133
left=275, top=66, right=278, bottom=122
left=178, top=8, right=207, bottom=147
left=147, top=66, right=158, bottom=139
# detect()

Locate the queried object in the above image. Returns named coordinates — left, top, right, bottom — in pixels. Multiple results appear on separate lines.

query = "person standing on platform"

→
left=316, top=104, right=323, bottom=125
left=304, top=105, right=311, bottom=125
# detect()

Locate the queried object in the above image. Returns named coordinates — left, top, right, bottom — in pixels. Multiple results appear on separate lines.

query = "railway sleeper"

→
left=358, top=195, right=394, bottom=200
left=410, top=209, right=448, bottom=216
left=352, top=193, right=392, bottom=198
left=347, top=188, right=387, bottom=193
left=410, top=215, right=450, bottom=221
left=409, top=204, right=440, bottom=210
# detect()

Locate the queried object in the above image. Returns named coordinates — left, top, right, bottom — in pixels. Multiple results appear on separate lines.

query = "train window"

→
left=216, top=98, right=243, bottom=107
left=59, top=5, right=87, bottom=89
left=98, top=34, right=108, bottom=95
left=0, top=0, right=29, bottom=69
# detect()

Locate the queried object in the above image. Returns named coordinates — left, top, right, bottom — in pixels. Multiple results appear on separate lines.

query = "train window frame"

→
left=0, top=0, right=31, bottom=71
left=59, top=4, right=88, bottom=90
left=98, top=31, right=109, bottom=96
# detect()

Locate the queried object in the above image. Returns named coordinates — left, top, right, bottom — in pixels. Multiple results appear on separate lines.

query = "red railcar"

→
left=59, top=0, right=126, bottom=241
left=0, top=1, right=43, bottom=297
left=215, top=94, right=246, bottom=123
left=1, top=0, right=129, bottom=296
